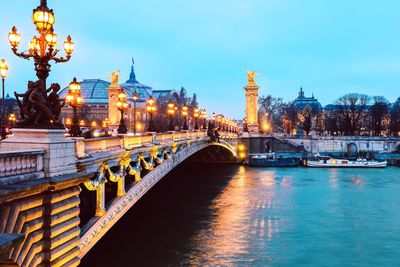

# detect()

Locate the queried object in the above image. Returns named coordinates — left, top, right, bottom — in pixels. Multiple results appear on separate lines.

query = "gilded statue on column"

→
left=110, top=70, right=120, bottom=85
left=247, top=70, right=257, bottom=86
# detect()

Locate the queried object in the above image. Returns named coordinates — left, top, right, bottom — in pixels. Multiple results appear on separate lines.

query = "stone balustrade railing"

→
left=75, top=131, right=237, bottom=158
left=0, top=149, right=45, bottom=182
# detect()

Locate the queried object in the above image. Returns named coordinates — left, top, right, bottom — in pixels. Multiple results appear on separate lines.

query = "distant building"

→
left=58, top=61, right=172, bottom=131
left=292, top=87, right=322, bottom=112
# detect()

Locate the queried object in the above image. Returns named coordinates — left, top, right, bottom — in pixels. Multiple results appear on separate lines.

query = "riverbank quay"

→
left=240, top=134, right=400, bottom=166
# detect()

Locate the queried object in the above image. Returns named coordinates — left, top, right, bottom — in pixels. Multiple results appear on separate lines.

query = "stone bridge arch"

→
left=78, top=138, right=238, bottom=258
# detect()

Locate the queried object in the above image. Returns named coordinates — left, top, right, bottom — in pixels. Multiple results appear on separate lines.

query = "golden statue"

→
left=110, top=70, right=120, bottom=85
left=247, top=70, right=257, bottom=86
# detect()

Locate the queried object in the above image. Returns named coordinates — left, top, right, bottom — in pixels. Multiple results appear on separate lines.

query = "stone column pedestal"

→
left=244, top=84, right=260, bottom=134
left=1, top=129, right=77, bottom=177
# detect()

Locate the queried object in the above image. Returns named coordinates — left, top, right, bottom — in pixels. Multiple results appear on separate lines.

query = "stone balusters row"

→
left=0, top=150, right=44, bottom=179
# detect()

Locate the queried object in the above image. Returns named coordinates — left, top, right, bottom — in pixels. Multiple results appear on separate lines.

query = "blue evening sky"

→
left=1, top=0, right=399, bottom=119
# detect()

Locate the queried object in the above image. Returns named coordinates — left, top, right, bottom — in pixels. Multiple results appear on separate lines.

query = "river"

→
left=81, top=164, right=400, bottom=267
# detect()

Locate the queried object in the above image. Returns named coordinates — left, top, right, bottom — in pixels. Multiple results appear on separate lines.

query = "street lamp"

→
left=146, top=96, right=156, bottom=132
left=65, top=77, right=83, bottom=137
left=102, top=118, right=109, bottom=128
left=182, top=105, right=188, bottom=131
left=217, top=115, right=222, bottom=130
left=132, top=91, right=139, bottom=135
left=167, top=100, right=176, bottom=131
left=222, top=117, right=227, bottom=131
left=201, top=109, right=207, bottom=130
left=243, top=117, right=249, bottom=132
left=0, top=59, right=9, bottom=139
left=8, top=113, right=17, bottom=128
left=117, top=89, right=129, bottom=134
left=194, top=107, right=199, bottom=130
left=0, top=59, right=8, bottom=138
left=8, top=0, right=74, bottom=89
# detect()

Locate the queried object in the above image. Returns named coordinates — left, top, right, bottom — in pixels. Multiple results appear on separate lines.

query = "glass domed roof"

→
left=58, top=62, right=153, bottom=104
left=59, top=79, right=111, bottom=104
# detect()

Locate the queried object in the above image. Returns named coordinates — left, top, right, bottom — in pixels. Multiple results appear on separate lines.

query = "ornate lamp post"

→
left=194, top=107, right=199, bottom=130
left=182, top=105, right=188, bottom=131
left=217, top=115, right=222, bottom=130
left=116, top=89, right=129, bottom=134
left=8, top=0, right=74, bottom=89
left=222, top=117, right=227, bottom=131
left=201, top=109, right=207, bottom=130
left=7, top=0, right=74, bottom=129
left=65, top=78, right=83, bottom=137
left=243, top=117, right=249, bottom=132
left=9, top=113, right=17, bottom=128
left=0, top=59, right=8, bottom=139
left=146, top=96, right=156, bottom=132
left=167, top=100, right=176, bottom=131
left=132, top=91, right=139, bottom=135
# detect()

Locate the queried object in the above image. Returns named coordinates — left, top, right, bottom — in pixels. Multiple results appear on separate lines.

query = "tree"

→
left=282, top=102, right=298, bottom=135
left=389, top=97, right=400, bottom=136
left=324, top=114, right=339, bottom=135
left=369, top=96, right=389, bottom=136
left=336, top=93, right=369, bottom=136
left=258, top=95, right=285, bottom=131
left=152, top=87, right=200, bottom=132
left=297, top=105, right=313, bottom=135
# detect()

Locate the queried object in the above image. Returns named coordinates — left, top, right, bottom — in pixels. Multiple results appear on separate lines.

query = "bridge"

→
left=0, top=130, right=238, bottom=266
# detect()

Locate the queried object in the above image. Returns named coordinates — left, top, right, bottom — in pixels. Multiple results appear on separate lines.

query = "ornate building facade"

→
left=58, top=62, right=172, bottom=132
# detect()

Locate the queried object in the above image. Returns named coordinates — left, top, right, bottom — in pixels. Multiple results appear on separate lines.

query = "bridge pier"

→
left=0, top=172, right=91, bottom=266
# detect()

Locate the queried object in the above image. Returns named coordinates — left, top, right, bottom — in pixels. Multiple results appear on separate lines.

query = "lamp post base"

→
left=118, top=121, right=128, bottom=134
left=69, top=124, right=82, bottom=137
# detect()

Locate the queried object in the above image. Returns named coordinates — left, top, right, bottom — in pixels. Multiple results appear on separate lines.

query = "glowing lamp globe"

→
left=0, top=59, right=9, bottom=79
left=63, top=36, right=74, bottom=55
left=32, top=5, right=55, bottom=33
left=45, top=32, right=57, bottom=46
left=8, top=27, right=21, bottom=48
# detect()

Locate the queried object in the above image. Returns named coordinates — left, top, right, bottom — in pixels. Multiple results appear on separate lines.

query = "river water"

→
left=82, top=164, right=400, bottom=267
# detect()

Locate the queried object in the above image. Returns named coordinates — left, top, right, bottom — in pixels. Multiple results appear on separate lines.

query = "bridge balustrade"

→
left=76, top=131, right=210, bottom=158
left=0, top=149, right=45, bottom=185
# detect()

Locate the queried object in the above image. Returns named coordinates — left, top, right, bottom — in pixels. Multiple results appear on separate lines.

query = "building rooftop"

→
left=292, top=87, right=323, bottom=111
left=59, top=61, right=155, bottom=104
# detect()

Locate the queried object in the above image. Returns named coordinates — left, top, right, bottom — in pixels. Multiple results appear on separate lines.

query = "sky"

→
left=0, top=0, right=399, bottom=119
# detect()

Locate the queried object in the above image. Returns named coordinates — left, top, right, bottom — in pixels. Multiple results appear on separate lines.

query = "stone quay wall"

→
left=286, top=136, right=400, bottom=153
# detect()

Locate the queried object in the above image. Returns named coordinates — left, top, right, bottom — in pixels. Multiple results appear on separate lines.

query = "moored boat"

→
left=307, top=155, right=387, bottom=168
left=248, top=153, right=298, bottom=167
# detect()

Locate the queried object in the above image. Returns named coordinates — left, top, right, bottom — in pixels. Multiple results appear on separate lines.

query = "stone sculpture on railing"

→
left=14, top=80, right=65, bottom=128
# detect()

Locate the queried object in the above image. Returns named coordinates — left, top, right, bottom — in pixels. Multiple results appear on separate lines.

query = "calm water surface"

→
left=82, top=164, right=400, bottom=267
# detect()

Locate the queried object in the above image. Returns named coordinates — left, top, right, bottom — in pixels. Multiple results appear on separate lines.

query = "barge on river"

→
left=248, top=153, right=298, bottom=167
left=307, top=155, right=387, bottom=168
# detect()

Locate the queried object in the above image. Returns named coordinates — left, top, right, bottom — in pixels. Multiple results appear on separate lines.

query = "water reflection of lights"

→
left=329, top=169, right=338, bottom=188
left=189, top=168, right=280, bottom=266
left=281, top=176, right=293, bottom=188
